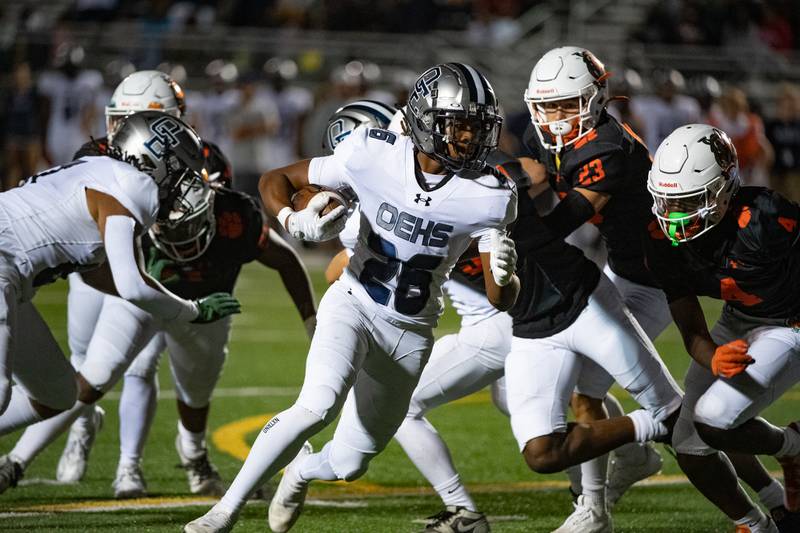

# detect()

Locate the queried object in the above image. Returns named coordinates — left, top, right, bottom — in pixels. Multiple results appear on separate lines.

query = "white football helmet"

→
left=524, top=46, right=610, bottom=152
left=149, top=179, right=215, bottom=262
left=105, top=70, right=186, bottom=140
left=648, top=124, right=740, bottom=245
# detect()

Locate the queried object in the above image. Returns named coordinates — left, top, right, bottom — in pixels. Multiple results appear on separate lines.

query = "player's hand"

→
left=146, top=247, right=178, bottom=284
left=490, top=229, right=517, bottom=287
left=711, top=339, right=754, bottom=378
left=286, top=192, right=346, bottom=242
left=191, top=292, right=241, bottom=323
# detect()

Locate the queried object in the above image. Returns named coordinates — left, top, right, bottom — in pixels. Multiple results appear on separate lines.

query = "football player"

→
left=518, top=45, right=787, bottom=526
left=0, top=111, right=238, bottom=455
left=322, top=100, right=515, bottom=533
left=184, top=63, right=519, bottom=533
left=646, top=124, right=800, bottom=533
left=0, top=136, right=316, bottom=500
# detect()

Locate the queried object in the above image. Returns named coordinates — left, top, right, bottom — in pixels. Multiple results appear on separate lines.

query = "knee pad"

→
left=672, top=407, right=716, bottom=456
left=0, top=378, right=11, bottom=414
left=296, top=384, right=347, bottom=424
left=694, top=389, right=742, bottom=430
left=328, top=441, right=371, bottom=482
left=491, top=379, right=509, bottom=417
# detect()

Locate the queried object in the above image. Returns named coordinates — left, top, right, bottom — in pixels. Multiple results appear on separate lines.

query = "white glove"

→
left=280, top=192, right=346, bottom=242
left=490, top=229, right=517, bottom=287
left=303, top=315, right=317, bottom=340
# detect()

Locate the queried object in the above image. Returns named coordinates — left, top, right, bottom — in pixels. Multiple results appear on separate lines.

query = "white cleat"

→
left=56, top=405, right=105, bottom=482
left=112, top=461, right=147, bottom=499
left=176, top=435, right=226, bottom=496
left=552, top=495, right=613, bottom=533
left=0, top=455, right=24, bottom=495
left=268, top=441, right=313, bottom=533
left=606, top=443, right=662, bottom=507
left=184, top=504, right=238, bottom=533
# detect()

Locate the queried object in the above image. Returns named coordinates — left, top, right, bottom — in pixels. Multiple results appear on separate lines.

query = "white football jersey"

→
left=309, top=127, right=516, bottom=327
left=0, top=156, right=158, bottom=298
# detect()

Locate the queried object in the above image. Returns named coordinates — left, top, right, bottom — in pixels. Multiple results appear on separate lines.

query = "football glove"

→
left=711, top=339, right=754, bottom=378
left=489, top=229, right=517, bottom=287
left=191, top=292, right=241, bottom=324
left=146, top=247, right=178, bottom=284
left=284, top=192, right=346, bottom=242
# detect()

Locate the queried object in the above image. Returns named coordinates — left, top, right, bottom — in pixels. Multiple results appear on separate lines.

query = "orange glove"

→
left=711, top=339, right=754, bottom=378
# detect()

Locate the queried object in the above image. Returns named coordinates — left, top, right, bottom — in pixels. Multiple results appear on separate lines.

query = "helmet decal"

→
left=578, top=50, right=606, bottom=82
left=144, top=116, right=183, bottom=160
left=699, top=129, right=736, bottom=173
left=409, top=67, right=442, bottom=111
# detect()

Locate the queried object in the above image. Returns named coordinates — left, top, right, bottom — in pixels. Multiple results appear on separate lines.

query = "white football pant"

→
left=673, top=307, right=800, bottom=455
left=505, top=274, right=683, bottom=451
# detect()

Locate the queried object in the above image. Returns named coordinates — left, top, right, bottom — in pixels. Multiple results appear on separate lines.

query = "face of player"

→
left=536, top=97, right=581, bottom=136
left=444, top=117, right=480, bottom=160
left=654, top=194, right=708, bottom=242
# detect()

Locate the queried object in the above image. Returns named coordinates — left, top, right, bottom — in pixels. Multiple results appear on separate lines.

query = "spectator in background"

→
left=2, top=62, right=46, bottom=190
left=262, top=57, right=314, bottom=168
left=631, top=69, right=701, bottom=154
left=37, top=44, right=103, bottom=165
left=687, top=74, right=721, bottom=123
left=186, top=59, right=239, bottom=159
left=226, top=71, right=280, bottom=198
left=765, top=83, right=800, bottom=200
left=607, top=68, right=646, bottom=141
left=709, top=86, right=774, bottom=187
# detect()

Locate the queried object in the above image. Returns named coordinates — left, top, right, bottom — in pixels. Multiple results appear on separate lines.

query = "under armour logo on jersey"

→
left=414, top=194, right=432, bottom=206
left=144, top=116, right=182, bottom=160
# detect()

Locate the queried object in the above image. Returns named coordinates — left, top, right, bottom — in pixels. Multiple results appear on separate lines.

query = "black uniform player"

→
left=645, top=124, right=800, bottom=532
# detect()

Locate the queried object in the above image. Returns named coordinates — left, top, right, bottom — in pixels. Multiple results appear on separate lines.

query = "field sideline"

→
left=0, top=260, right=796, bottom=532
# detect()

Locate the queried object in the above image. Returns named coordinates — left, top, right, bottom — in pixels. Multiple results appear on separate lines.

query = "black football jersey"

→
left=521, top=112, right=656, bottom=286
left=645, top=187, right=800, bottom=322
left=143, top=187, right=267, bottom=299
left=509, top=189, right=601, bottom=339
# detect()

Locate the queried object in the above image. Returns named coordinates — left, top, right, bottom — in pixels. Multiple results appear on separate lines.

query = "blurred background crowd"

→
left=2, top=0, right=800, bottom=200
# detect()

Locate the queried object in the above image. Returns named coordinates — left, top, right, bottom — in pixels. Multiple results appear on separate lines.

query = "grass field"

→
left=0, top=259, right=795, bottom=532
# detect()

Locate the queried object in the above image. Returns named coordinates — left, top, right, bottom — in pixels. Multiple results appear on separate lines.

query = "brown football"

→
left=290, top=184, right=344, bottom=216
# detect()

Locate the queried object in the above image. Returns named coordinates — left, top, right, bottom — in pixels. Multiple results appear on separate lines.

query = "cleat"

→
left=184, top=505, right=238, bottom=533
left=112, top=461, right=147, bottom=499
left=735, top=517, right=779, bottom=533
left=56, top=405, right=105, bottom=482
left=606, top=442, right=663, bottom=507
left=772, top=505, right=800, bottom=532
left=176, top=435, right=226, bottom=496
left=268, top=441, right=313, bottom=532
left=422, top=506, right=490, bottom=533
left=0, top=455, right=24, bottom=495
left=779, top=422, right=800, bottom=512
left=552, top=495, right=612, bottom=533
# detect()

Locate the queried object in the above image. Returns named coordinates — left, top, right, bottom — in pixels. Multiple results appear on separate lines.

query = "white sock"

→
left=604, top=394, right=648, bottom=464
left=0, top=387, right=41, bottom=440
left=119, top=375, right=158, bottom=466
left=758, top=479, right=785, bottom=510
left=10, top=401, right=90, bottom=467
left=434, top=474, right=476, bottom=511
left=394, top=417, right=463, bottom=490
left=297, top=441, right=338, bottom=481
left=581, top=455, right=608, bottom=506
left=734, top=507, right=769, bottom=529
left=776, top=425, right=800, bottom=458
left=628, top=410, right=665, bottom=442
left=178, top=421, right=206, bottom=460
left=217, top=404, right=326, bottom=515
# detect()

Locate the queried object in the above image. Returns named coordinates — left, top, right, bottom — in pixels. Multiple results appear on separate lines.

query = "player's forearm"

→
left=104, top=216, right=199, bottom=322
left=669, top=297, right=716, bottom=370
left=259, top=170, right=295, bottom=221
left=486, top=274, right=519, bottom=311
left=258, top=231, right=316, bottom=320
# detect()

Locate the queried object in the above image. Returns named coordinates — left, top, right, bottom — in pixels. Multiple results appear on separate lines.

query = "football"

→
left=290, top=184, right=346, bottom=216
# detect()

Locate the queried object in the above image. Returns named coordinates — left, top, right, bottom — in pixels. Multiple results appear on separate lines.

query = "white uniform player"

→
left=0, top=112, right=241, bottom=492
left=185, top=62, right=519, bottom=533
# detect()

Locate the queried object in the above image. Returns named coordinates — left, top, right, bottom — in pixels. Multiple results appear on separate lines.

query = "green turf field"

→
left=0, top=261, right=795, bottom=532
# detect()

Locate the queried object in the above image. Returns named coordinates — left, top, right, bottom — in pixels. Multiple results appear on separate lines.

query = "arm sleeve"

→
left=104, top=216, right=199, bottom=322
left=476, top=186, right=519, bottom=253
